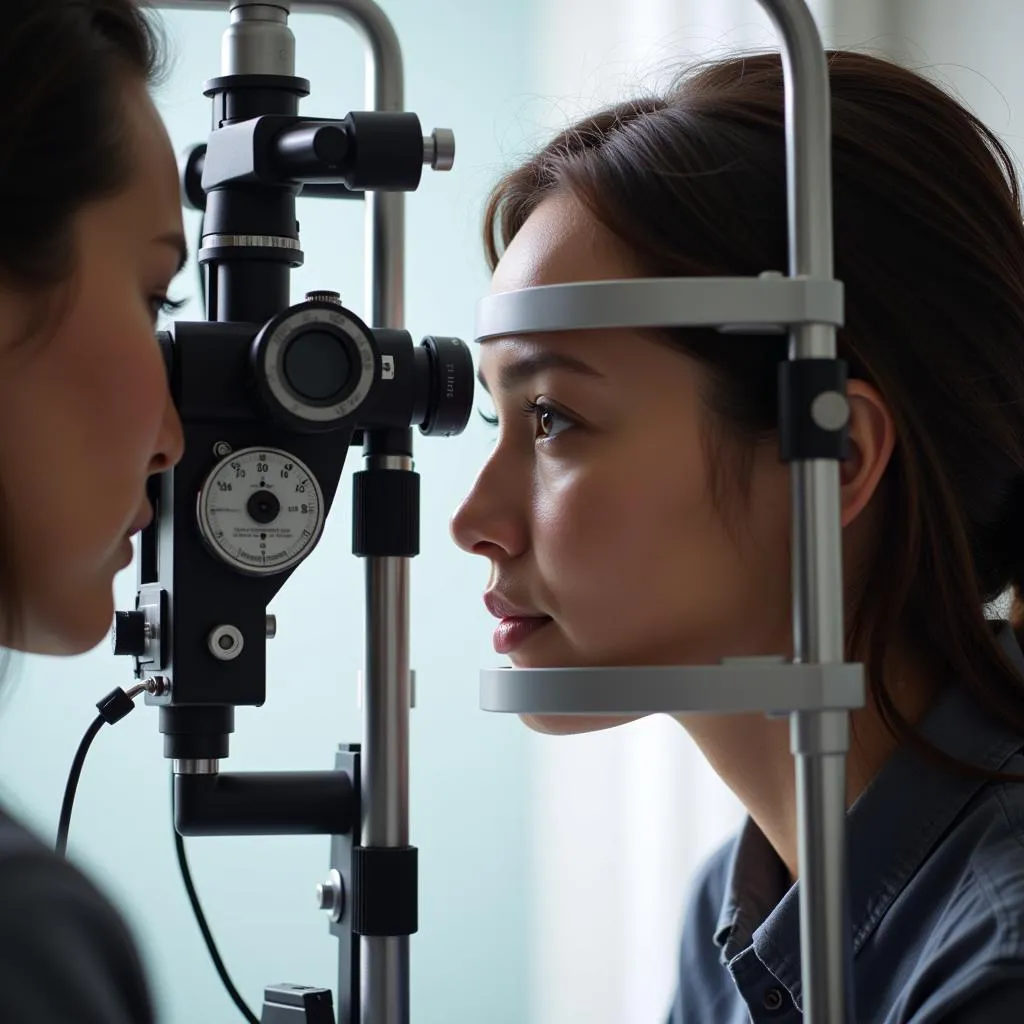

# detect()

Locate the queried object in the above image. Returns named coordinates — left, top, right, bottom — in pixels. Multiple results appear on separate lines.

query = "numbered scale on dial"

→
left=196, top=446, right=326, bottom=575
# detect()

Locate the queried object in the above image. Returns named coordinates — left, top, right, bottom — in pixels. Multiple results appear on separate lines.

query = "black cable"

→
left=55, top=715, right=105, bottom=856
left=172, top=782, right=259, bottom=1024
left=58, top=685, right=259, bottom=1024
left=57, top=686, right=137, bottom=856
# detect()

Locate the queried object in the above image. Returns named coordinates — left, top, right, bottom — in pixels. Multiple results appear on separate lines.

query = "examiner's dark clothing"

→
left=0, top=807, right=155, bottom=1023
left=669, top=621, right=1024, bottom=1023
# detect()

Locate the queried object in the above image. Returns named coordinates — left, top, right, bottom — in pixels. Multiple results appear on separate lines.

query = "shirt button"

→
left=763, top=987, right=784, bottom=1011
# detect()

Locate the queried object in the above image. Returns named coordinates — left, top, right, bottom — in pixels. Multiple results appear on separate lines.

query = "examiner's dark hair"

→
left=0, top=0, right=167, bottom=653
left=484, top=49, right=1024, bottom=778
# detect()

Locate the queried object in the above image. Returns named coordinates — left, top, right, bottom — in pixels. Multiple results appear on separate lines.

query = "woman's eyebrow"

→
left=476, top=350, right=606, bottom=394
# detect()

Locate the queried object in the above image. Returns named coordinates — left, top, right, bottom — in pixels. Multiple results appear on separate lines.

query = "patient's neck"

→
left=675, top=648, right=937, bottom=882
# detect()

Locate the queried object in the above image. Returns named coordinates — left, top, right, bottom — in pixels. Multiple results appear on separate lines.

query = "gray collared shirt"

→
left=668, top=621, right=1024, bottom=1023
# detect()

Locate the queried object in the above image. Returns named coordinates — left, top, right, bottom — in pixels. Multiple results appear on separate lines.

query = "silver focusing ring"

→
left=174, top=759, right=220, bottom=776
left=204, top=234, right=301, bottom=250
left=262, top=308, right=376, bottom=423
left=369, top=455, right=413, bottom=472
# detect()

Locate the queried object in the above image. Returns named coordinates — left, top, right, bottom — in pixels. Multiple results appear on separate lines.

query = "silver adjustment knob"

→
left=423, top=128, right=455, bottom=171
left=208, top=624, right=244, bottom=661
left=316, top=868, right=344, bottom=922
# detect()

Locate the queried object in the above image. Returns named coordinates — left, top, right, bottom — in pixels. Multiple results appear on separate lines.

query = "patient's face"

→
left=451, top=194, right=793, bottom=735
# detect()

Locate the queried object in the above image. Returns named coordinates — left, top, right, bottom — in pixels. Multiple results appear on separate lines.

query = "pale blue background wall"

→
left=0, top=2, right=541, bottom=1022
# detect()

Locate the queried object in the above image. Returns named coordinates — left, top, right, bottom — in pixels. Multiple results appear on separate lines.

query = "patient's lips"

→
left=484, top=591, right=553, bottom=655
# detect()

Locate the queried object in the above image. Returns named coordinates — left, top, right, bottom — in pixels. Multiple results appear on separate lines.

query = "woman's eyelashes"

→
left=477, top=398, right=579, bottom=441
left=150, top=293, right=187, bottom=323
left=521, top=398, right=576, bottom=440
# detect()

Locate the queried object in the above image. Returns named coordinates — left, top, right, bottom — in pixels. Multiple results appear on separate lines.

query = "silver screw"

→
left=266, top=614, right=277, bottom=640
left=213, top=441, right=233, bottom=457
left=145, top=676, right=170, bottom=698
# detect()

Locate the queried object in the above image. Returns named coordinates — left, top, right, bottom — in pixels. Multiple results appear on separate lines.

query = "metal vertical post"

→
left=757, top=2, right=854, bottom=1021
left=299, top=6, right=410, bottom=1023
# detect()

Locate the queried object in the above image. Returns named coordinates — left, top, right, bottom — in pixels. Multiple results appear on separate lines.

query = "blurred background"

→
left=0, top=1, right=1021, bottom=1022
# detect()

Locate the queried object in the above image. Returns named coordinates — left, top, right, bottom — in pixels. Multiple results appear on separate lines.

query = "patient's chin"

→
left=519, top=713, right=641, bottom=736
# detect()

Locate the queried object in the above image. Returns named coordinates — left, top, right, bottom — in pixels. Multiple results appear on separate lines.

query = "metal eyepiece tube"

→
left=223, top=1, right=296, bottom=76
left=154, top=3, right=296, bottom=77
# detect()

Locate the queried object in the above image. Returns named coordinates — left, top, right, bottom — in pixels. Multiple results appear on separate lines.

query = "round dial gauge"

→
left=197, top=447, right=325, bottom=575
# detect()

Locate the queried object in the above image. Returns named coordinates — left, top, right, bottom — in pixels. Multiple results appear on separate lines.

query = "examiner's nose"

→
left=150, top=391, right=184, bottom=474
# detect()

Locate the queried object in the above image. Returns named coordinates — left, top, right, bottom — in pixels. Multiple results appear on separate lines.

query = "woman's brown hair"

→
left=483, top=50, right=1024, bottom=778
left=0, top=0, right=165, bottom=656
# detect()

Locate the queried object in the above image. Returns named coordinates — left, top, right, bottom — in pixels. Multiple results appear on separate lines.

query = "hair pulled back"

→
left=484, top=50, right=1024, bottom=775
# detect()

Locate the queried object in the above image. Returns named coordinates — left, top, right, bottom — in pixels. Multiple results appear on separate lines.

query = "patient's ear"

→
left=839, top=379, right=896, bottom=527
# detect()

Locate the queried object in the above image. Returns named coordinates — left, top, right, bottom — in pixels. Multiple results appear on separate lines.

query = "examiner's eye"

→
left=150, top=294, right=187, bottom=321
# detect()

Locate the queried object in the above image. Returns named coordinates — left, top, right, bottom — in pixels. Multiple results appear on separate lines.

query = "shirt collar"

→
left=714, top=620, right=1024, bottom=1008
left=713, top=815, right=790, bottom=960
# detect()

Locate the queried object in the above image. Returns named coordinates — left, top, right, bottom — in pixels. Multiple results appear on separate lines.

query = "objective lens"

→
left=284, top=329, right=353, bottom=402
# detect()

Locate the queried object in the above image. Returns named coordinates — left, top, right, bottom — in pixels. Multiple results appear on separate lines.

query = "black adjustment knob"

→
left=305, top=290, right=342, bottom=306
left=419, top=336, right=474, bottom=437
left=112, top=611, right=147, bottom=657
left=179, top=143, right=207, bottom=212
